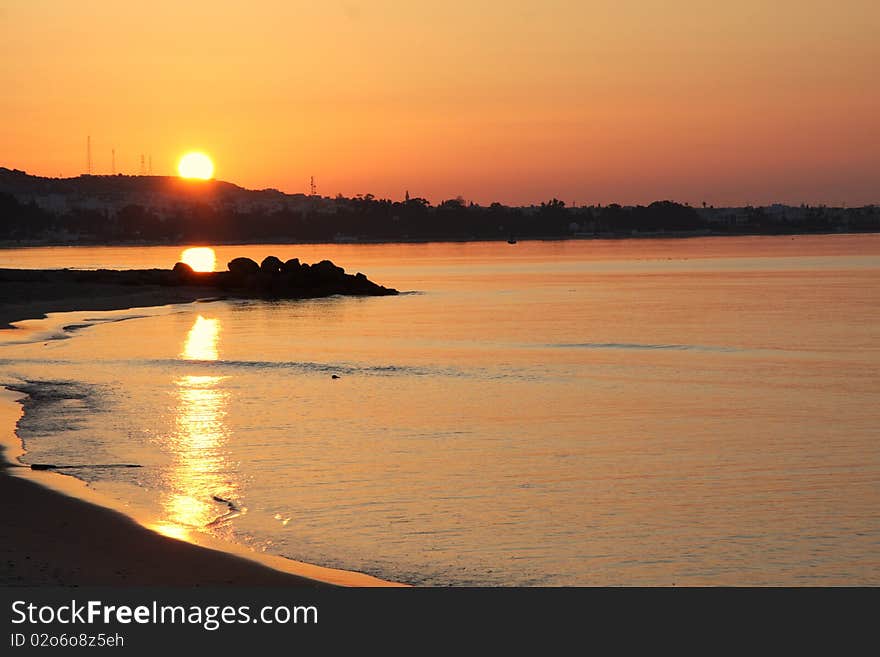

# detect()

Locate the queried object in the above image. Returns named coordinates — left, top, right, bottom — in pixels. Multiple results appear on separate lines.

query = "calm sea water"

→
left=1, top=236, right=878, bottom=585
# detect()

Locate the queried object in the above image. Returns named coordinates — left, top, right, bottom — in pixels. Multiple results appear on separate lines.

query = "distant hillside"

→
left=0, top=167, right=877, bottom=244
left=0, top=167, right=314, bottom=212
left=0, top=167, right=243, bottom=196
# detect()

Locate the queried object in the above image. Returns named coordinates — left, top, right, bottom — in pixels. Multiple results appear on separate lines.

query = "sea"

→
left=0, top=235, right=878, bottom=585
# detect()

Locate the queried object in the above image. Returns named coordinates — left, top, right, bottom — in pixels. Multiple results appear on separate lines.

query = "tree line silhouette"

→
left=0, top=191, right=877, bottom=244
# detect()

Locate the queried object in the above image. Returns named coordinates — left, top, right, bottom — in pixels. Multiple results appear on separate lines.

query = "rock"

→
left=331, top=374, right=340, bottom=379
left=172, top=261, right=194, bottom=280
left=171, top=255, right=397, bottom=297
left=310, top=259, right=346, bottom=283
left=260, top=255, right=284, bottom=274
left=227, top=257, right=260, bottom=276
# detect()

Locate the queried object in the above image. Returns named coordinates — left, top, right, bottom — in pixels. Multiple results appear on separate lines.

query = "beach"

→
left=0, top=461, right=322, bottom=587
left=0, top=282, right=397, bottom=587
left=0, top=279, right=215, bottom=329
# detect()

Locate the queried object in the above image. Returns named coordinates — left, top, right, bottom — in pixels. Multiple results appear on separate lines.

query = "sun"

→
left=177, top=152, right=215, bottom=180
left=180, top=247, right=216, bottom=272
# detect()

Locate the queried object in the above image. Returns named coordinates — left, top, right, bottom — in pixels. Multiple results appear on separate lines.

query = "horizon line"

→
left=1, top=166, right=877, bottom=210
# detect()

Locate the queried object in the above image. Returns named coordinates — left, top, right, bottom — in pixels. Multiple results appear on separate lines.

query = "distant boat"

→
left=507, top=237, right=517, bottom=244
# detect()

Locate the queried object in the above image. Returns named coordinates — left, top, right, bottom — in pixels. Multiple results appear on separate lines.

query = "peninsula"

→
left=0, top=255, right=397, bottom=329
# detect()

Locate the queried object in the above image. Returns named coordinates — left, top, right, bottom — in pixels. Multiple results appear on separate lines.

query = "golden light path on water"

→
left=153, top=315, right=236, bottom=540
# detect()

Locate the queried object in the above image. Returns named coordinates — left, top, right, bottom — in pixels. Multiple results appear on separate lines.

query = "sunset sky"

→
left=2, top=1, right=878, bottom=206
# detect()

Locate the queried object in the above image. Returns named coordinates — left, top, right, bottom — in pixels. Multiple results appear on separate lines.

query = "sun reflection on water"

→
left=181, top=315, right=220, bottom=361
left=160, top=315, right=239, bottom=536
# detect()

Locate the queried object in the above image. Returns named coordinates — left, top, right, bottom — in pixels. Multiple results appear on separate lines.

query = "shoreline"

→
left=0, top=296, right=402, bottom=587
left=1, top=228, right=878, bottom=250
left=0, top=283, right=217, bottom=330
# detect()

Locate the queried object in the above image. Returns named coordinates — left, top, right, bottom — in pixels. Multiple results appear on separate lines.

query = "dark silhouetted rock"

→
left=310, top=259, right=346, bottom=283
left=172, top=261, right=194, bottom=280
left=260, top=256, right=284, bottom=274
left=282, top=258, right=301, bottom=272
left=227, top=257, right=260, bottom=276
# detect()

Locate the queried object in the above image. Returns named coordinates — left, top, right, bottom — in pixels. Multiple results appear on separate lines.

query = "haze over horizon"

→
left=3, top=165, right=877, bottom=211
left=2, top=1, right=878, bottom=207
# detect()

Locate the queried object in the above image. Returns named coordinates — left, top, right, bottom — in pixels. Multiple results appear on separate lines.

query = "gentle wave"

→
left=64, top=315, right=150, bottom=333
left=148, top=358, right=439, bottom=377
left=548, top=342, right=742, bottom=353
left=0, top=356, right=448, bottom=377
left=0, top=313, right=162, bottom=347
left=0, top=356, right=567, bottom=384
left=6, top=380, right=109, bottom=441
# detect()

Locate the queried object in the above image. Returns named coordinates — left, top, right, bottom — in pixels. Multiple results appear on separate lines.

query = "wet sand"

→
left=0, top=464, right=326, bottom=587
left=0, top=280, right=215, bottom=329
left=0, top=284, right=400, bottom=587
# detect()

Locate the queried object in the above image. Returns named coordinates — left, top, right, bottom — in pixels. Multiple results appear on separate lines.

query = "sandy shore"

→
left=0, top=285, right=399, bottom=587
left=0, top=280, right=216, bottom=329
left=0, top=462, right=324, bottom=587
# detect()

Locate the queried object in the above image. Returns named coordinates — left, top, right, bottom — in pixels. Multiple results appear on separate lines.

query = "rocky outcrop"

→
left=0, top=256, right=398, bottom=299
left=227, top=257, right=260, bottom=276
left=260, top=256, right=284, bottom=274
left=223, top=255, right=397, bottom=297
left=172, top=261, right=195, bottom=282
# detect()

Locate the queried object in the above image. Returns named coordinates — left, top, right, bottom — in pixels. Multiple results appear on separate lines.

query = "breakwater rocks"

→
left=0, top=256, right=398, bottom=298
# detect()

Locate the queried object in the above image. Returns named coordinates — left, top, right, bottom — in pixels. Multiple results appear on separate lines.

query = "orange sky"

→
left=2, top=1, right=878, bottom=206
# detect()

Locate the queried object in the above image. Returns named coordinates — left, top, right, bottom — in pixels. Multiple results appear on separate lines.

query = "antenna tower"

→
left=111, top=148, right=116, bottom=175
left=310, top=176, right=316, bottom=196
left=140, top=154, right=146, bottom=175
left=148, top=155, right=153, bottom=175
left=87, top=136, right=92, bottom=175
